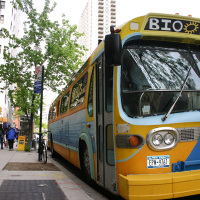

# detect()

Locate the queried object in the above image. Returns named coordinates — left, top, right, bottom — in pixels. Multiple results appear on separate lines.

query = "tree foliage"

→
left=0, top=0, right=86, bottom=140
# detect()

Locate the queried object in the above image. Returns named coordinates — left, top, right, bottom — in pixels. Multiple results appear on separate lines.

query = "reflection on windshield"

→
left=121, top=41, right=200, bottom=117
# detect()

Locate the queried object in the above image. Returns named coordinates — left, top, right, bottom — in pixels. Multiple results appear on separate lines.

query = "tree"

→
left=0, top=0, right=86, bottom=146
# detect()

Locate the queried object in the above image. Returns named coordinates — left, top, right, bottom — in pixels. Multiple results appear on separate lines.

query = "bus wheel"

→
left=80, top=141, right=91, bottom=179
left=50, top=140, right=57, bottom=158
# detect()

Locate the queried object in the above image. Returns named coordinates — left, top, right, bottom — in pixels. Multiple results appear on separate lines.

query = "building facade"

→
left=78, top=0, right=116, bottom=60
left=0, top=0, right=21, bottom=124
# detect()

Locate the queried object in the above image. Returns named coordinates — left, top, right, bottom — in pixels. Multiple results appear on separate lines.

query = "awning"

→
left=0, top=117, right=7, bottom=123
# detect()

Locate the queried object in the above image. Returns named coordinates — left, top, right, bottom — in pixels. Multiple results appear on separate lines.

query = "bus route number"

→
left=147, top=155, right=170, bottom=168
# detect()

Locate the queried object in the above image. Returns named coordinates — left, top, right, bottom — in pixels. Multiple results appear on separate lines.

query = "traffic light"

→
left=0, top=107, right=2, bottom=115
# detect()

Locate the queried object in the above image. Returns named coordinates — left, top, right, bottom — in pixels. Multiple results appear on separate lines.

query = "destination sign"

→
left=145, top=17, right=200, bottom=35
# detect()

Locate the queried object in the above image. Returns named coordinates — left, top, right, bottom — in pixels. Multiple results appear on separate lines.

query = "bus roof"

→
left=119, top=13, right=200, bottom=45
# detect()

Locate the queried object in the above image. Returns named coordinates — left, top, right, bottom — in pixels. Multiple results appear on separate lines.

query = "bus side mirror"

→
left=105, top=27, right=122, bottom=66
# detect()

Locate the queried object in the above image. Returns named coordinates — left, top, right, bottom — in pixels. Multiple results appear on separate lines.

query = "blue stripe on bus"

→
left=91, top=48, right=104, bottom=65
left=49, top=109, right=96, bottom=153
left=122, top=32, right=142, bottom=46
left=116, top=144, right=145, bottom=162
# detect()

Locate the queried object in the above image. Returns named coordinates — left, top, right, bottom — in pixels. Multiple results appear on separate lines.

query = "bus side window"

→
left=48, top=109, right=52, bottom=121
left=70, top=72, right=88, bottom=109
left=88, top=69, right=94, bottom=117
left=60, top=91, right=70, bottom=115
left=52, top=106, right=56, bottom=119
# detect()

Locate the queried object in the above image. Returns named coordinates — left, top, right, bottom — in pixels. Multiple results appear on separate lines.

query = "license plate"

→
left=147, top=155, right=170, bottom=168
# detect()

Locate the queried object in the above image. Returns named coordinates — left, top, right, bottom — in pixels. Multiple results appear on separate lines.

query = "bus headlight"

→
left=152, top=134, right=163, bottom=146
left=164, top=133, right=174, bottom=145
left=147, top=127, right=179, bottom=151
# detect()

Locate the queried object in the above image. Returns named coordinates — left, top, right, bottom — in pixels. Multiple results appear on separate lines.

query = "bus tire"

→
left=80, top=140, right=91, bottom=180
left=50, top=135, right=57, bottom=158
left=51, top=144, right=57, bottom=158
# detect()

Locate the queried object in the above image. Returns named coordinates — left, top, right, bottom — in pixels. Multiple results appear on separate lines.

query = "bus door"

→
left=95, top=55, right=116, bottom=192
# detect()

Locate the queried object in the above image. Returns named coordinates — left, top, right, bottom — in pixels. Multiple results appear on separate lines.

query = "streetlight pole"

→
left=38, top=66, right=44, bottom=161
left=39, top=66, right=44, bottom=133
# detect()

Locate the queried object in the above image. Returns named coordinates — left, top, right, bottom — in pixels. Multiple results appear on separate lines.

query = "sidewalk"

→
left=0, top=145, right=107, bottom=200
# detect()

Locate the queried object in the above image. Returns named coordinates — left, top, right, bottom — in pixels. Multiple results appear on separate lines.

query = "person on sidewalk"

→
left=6, top=125, right=16, bottom=151
left=0, top=124, right=5, bottom=149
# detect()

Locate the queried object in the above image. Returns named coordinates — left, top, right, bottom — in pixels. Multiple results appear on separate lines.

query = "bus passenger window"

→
left=60, top=91, right=70, bottom=114
left=106, top=125, right=114, bottom=166
left=70, top=72, right=88, bottom=109
left=88, top=70, right=94, bottom=117
left=48, top=110, right=52, bottom=121
left=52, top=106, right=56, bottom=119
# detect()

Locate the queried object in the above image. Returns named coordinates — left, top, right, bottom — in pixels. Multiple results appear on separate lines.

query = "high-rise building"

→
left=0, top=0, right=21, bottom=63
left=98, top=0, right=116, bottom=40
left=0, top=0, right=21, bottom=124
left=79, top=0, right=116, bottom=60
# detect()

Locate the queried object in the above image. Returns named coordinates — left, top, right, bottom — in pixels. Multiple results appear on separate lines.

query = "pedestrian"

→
left=0, top=124, right=5, bottom=149
left=6, top=124, right=16, bottom=151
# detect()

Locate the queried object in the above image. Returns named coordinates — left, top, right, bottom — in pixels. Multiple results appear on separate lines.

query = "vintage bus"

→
left=48, top=13, right=200, bottom=199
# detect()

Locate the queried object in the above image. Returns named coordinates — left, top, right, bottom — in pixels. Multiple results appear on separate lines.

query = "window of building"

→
left=0, top=15, right=4, bottom=24
left=0, top=1, right=5, bottom=9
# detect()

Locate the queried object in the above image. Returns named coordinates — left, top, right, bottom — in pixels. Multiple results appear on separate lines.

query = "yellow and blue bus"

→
left=48, top=13, right=200, bottom=199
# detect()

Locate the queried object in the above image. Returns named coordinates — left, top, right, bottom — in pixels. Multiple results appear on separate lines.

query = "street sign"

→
left=34, top=66, right=43, bottom=94
left=35, top=66, right=42, bottom=80
left=34, top=65, right=44, bottom=161
left=34, top=81, right=42, bottom=94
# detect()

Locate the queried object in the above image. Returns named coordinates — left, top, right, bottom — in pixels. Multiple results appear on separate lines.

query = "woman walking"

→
left=6, top=125, right=16, bottom=151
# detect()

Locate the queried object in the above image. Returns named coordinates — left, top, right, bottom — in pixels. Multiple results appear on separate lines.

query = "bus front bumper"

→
left=118, top=169, right=200, bottom=200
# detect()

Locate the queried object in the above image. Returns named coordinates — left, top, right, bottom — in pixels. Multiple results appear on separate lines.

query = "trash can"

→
left=17, top=136, right=26, bottom=151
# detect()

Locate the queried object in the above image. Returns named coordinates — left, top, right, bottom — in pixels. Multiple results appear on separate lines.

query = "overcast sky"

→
left=48, top=0, right=200, bottom=27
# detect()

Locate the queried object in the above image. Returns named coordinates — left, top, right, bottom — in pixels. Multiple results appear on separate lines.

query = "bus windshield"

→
left=121, top=41, right=200, bottom=118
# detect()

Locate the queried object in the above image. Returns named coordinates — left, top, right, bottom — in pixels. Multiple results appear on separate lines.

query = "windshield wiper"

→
left=162, top=66, right=192, bottom=121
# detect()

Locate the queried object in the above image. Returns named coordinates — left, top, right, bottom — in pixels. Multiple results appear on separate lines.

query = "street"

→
left=49, top=152, right=123, bottom=200
left=49, top=152, right=200, bottom=200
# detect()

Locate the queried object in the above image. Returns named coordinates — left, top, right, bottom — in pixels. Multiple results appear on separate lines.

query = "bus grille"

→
left=177, top=127, right=200, bottom=142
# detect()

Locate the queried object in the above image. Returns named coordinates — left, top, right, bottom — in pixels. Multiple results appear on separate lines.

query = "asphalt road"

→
left=49, top=152, right=123, bottom=200
left=50, top=152, right=200, bottom=200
